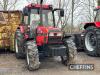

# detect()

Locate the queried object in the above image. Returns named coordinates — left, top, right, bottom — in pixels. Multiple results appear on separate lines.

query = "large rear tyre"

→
left=84, top=26, right=100, bottom=56
left=15, top=29, right=25, bottom=59
left=25, top=41, right=40, bottom=71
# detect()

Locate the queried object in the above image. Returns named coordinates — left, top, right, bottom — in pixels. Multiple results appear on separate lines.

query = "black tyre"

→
left=84, top=26, right=100, bottom=56
left=25, top=41, right=40, bottom=71
left=61, top=42, right=69, bottom=66
left=62, top=36, right=77, bottom=65
left=15, top=29, right=25, bottom=59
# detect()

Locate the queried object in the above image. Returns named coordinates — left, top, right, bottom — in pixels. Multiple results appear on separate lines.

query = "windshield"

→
left=30, top=9, right=54, bottom=28
left=95, top=9, right=100, bottom=21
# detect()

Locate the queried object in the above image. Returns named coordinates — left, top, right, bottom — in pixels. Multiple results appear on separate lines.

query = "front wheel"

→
left=61, top=55, right=69, bottom=66
left=62, top=36, right=77, bottom=65
left=25, top=41, right=40, bottom=71
left=61, top=43, right=69, bottom=66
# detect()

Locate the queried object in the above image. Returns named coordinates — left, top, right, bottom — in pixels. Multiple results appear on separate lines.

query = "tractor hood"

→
left=36, top=26, right=62, bottom=33
left=36, top=26, right=62, bottom=46
left=47, top=26, right=62, bottom=32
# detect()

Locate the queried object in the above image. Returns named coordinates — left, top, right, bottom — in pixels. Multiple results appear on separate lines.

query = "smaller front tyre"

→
left=61, top=55, right=69, bottom=66
left=25, top=41, right=40, bottom=71
left=61, top=43, right=69, bottom=66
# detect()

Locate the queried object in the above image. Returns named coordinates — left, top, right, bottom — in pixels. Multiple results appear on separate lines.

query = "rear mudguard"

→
left=84, top=22, right=100, bottom=29
left=19, top=25, right=25, bottom=33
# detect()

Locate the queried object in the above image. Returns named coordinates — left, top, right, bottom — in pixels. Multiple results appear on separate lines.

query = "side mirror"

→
left=53, top=8, right=64, bottom=17
left=60, top=9, right=64, bottom=17
left=94, top=8, right=98, bottom=11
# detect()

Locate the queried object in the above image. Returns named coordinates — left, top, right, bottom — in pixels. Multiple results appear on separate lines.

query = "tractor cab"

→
left=22, top=4, right=64, bottom=46
left=22, top=4, right=64, bottom=27
left=23, top=4, right=54, bottom=28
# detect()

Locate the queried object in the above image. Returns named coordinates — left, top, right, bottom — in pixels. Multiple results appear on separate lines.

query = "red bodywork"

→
left=36, top=26, right=48, bottom=46
left=19, top=25, right=29, bottom=39
left=94, top=22, right=100, bottom=27
left=36, top=26, right=61, bottom=46
left=19, top=25, right=62, bottom=46
left=84, top=6, right=100, bottom=29
left=26, top=4, right=51, bottom=9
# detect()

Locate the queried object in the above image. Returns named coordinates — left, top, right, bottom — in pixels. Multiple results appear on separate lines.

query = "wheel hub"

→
left=89, top=34, right=96, bottom=46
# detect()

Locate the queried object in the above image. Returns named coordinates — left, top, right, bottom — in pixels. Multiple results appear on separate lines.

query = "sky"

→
left=15, top=0, right=28, bottom=10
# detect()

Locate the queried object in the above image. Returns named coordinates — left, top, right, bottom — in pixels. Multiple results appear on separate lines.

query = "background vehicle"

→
left=0, top=11, right=21, bottom=52
left=14, top=1, right=70, bottom=71
left=83, top=6, right=100, bottom=56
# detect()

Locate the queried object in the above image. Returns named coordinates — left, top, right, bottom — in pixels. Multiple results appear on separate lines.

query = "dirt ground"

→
left=0, top=52, right=100, bottom=75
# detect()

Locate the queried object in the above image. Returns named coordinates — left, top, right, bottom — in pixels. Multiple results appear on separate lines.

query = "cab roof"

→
left=25, top=4, right=52, bottom=10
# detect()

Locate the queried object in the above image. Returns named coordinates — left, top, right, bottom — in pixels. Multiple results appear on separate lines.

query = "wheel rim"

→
left=27, top=50, right=30, bottom=65
left=15, top=40, right=18, bottom=53
left=85, top=32, right=96, bottom=51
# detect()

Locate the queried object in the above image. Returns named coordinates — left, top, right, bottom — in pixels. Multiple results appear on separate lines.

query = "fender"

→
left=19, top=25, right=25, bottom=33
left=17, top=24, right=29, bottom=39
left=84, top=22, right=100, bottom=29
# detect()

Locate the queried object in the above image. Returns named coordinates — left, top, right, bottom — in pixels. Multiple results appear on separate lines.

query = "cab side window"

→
left=24, top=16, right=28, bottom=25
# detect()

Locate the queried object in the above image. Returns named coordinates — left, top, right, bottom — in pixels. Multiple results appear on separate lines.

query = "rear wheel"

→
left=84, top=26, right=100, bottom=56
left=25, top=41, right=40, bottom=71
left=15, top=29, right=25, bottom=59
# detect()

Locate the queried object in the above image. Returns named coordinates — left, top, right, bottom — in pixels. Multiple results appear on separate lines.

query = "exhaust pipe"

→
left=40, top=0, right=43, bottom=26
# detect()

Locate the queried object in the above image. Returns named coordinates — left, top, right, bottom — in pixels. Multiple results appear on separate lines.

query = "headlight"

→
left=49, top=33, right=54, bottom=36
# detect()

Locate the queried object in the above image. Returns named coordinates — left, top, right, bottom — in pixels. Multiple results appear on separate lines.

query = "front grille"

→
left=48, top=36, right=63, bottom=44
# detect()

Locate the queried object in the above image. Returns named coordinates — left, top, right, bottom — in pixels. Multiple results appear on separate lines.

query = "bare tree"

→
left=56, top=0, right=97, bottom=32
left=0, top=0, right=18, bottom=10
left=71, top=0, right=75, bottom=33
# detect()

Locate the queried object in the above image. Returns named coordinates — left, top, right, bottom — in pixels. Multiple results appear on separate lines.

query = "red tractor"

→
left=15, top=1, right=69, bottom=71
left=83, top=6, right=100, bottom=56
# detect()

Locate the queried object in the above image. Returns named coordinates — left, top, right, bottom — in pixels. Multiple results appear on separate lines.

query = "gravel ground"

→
left=0, top=52, right=100, bottom=75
